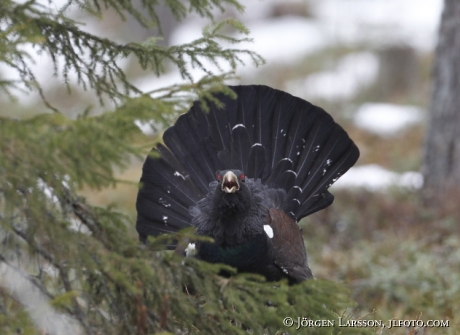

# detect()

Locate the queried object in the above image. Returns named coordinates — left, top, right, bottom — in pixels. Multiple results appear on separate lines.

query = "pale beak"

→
left=221, top=171, right=239, bottom=193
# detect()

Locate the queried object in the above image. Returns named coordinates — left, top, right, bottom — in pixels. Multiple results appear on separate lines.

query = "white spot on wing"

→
left=185, top=243, right=196, bottom=257
left=264, top=225, right=274, bottom=238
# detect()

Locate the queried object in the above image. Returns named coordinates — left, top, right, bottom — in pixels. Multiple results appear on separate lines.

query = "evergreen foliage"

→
left=0, top=1, right=369, bottom=334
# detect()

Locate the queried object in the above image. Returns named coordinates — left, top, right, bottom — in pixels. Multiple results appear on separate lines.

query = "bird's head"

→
left=218, top=170, right=245, bottom=193
left=213, top=169, right=251, bottom=216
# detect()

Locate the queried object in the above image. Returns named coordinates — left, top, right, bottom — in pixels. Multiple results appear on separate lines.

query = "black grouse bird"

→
left=136, top=85, right=359, bottom=283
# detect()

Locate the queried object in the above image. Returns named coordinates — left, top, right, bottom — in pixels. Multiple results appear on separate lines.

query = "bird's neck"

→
left=191, top=179, right=276, bottom=246
left=192, top=190, right=267, bottom=246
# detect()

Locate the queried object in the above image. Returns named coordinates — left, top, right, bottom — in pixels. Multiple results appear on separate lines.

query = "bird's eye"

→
left=217, top=174, right=222, bottom=182
left=240, top=174, right=245, bottom=182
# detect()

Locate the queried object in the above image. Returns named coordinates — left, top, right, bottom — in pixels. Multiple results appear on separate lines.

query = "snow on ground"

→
left=311, top=0, right=443, bottom=52
left=286, top=52, right=379, bottom=101
left=232, top=17, right=328, bottom=65
left=332, top=164, right=423, bottom=191
left=232, top=17, right=329, bottom=67
left=354, top=103, right=424, bottom=136
left=134, top=119, right=164, bottom=135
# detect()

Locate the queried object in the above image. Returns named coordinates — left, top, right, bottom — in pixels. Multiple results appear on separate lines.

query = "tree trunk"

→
left=422, top=0, right=460, bottom=198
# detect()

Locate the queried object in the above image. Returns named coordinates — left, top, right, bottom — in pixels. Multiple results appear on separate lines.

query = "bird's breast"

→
left=198, top=234, right=270, bottom=271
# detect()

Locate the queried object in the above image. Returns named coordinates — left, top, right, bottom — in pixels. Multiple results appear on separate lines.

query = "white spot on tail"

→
left=232, top=124, right=245, bottom=130
left=185, top=243, right=196, bottom=257
left=159, top=198, right=171, bottom=208
left=264, top=225, right=274, bottom=238
left=174, top=171, right=185, bottom=180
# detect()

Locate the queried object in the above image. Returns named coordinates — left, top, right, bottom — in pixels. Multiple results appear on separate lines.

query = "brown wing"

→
left=268, top=208, right=313, bottom=282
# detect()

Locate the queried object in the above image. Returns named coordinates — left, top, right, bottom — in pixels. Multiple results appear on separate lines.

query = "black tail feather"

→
left=136, top=85, right=359, bottom=240
left=266, top=158, right=293, bottom=188
left=247, top=143, right=265, bottom=179
left=299, top=191, right=335, bottom=218
left=231, top=124, right=251, bottom=173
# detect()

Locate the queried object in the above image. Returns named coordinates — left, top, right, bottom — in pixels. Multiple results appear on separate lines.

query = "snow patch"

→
left=1, top=263, right=83, bottom=335
left=332, top=164, right=423, bottom=191
left=311, top=0, right=443, bottom=51
left=134, top=120, right=162, bottom=136
left=287, top=52, right=379, bottom=101
left=68, top=218, right=91, bottom=235
left=354, top=103, right=424, bottom=136
left=37, top=179, right=59, bottom=203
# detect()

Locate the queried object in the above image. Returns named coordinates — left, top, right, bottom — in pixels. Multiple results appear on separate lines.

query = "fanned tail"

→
left=136, top=85, right=359, bottom=243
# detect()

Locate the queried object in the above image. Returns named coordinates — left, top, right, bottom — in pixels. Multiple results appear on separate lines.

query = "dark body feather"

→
left=136, top=85, right=359, bottom=282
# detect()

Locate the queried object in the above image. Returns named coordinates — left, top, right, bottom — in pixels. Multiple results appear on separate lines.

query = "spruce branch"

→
left=1, top=1, right=263, bottom=110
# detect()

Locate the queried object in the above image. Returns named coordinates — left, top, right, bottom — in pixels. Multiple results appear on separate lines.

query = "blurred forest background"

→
left=1, top=0, right=459, bottom=334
